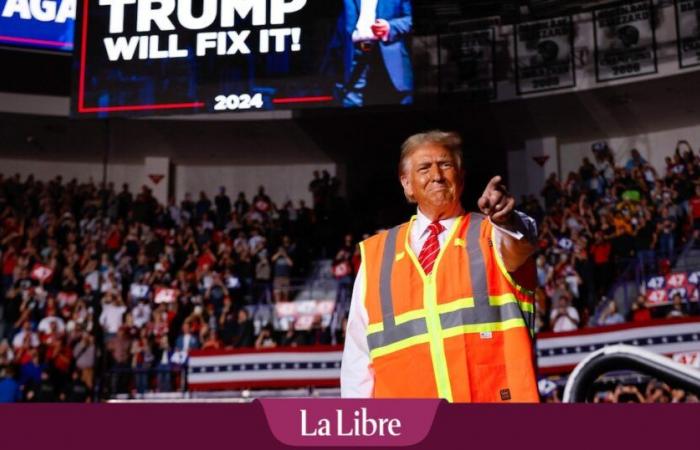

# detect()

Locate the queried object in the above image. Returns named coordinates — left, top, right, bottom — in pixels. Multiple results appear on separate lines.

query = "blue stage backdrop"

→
left=0, top=0, right=75, bottom=51
left=70, top=0, right=415, bottom=117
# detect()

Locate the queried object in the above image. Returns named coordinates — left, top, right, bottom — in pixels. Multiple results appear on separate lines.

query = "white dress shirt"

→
left=353, top=0, right=378, bottom=42
left=340, top=209, right=537, bottom=398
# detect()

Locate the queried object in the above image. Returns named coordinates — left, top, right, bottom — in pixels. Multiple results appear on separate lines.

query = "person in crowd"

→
left=333, top=234, right=355, bottom=305
left=598, top=301, right=625, bottom=326
left=271, top=236, right=294, bottom=303
left=215, top=187, right=232, bottom=229
left=666, top=293, right=688, bottom=318
left=232, top=309, right=254, bottom=348
left=550, top=296, right=580, bottom=332
left=0, top=367, right=21, bottom=403
left=629, top=295, right=652, bottom=322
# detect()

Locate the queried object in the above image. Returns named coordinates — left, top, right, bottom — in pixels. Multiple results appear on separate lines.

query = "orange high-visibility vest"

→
left=360, top=212, right=539, bottom=402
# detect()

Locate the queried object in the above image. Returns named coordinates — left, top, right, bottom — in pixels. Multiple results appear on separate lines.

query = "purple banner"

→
left=0, top=402, right=698, bottom=449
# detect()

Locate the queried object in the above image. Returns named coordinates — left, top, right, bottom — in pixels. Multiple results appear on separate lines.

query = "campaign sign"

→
left=275, top=299, right=335, bottom=330
left=514, top=15, right=575, bottom=95
left=674, top=0, right=700, bottom=68
left=31, top=263, right=54, bottom=283
left=71, top=0, right=415, bottom=117
left=0, top=0, right=75, bottom=51
left=154, top=287, right=178, bottom=303
left=594, top=0, right=658, bottom=82
left=645, top=270, right=700, bottom=306
left=438, top=27, right=496, bottom=100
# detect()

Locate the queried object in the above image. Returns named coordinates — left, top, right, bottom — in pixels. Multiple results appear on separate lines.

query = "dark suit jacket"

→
left=341, top=0, right=413, bottom=92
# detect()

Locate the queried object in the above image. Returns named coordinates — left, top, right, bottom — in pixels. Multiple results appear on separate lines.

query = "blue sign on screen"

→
left=0, top=0, right=75, bottom=51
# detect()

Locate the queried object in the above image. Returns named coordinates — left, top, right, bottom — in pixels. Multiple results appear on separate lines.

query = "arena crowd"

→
left=0, top=170, right=349, bottom=401
left=521, top=142, right=700, bottom=333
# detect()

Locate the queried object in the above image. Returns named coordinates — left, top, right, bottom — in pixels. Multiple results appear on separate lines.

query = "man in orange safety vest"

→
left=341, top=130, right=540, bottom=402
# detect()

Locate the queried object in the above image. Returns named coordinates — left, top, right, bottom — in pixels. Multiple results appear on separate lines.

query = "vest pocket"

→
left=471, top=362, right=509, bottom=402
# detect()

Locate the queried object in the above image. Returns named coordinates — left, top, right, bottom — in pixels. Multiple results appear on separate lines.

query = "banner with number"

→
left=31, top=264, right=54, bottom=283
left=514, top=16, right=575, bottom=94
left=438, top=28, right=496, bottom=100
left=154, top=287, right=179, bottom=304
left=275, top=299, right=335, bottom=331
left=672, top=351, right=700, bottom=368
left=594, top=0, right=657, bottom=81
left=645, top=270, right=700, bottom=306
left=675, top=0, right=700, bottom=68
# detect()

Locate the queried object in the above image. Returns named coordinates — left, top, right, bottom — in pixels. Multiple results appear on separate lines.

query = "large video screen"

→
left=0, top=0, right=75, bottom=51
left=71, top=0, right=414, bottom=117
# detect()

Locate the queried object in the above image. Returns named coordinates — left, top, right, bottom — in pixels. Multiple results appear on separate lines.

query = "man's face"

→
left=400, top=144, right=463, bottom=213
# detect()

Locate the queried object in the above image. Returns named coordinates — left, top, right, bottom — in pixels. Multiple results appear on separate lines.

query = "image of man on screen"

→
left=336, top=0, right=414, bottom=107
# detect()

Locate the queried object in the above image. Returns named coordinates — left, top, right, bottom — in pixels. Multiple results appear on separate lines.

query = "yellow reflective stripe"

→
left=490, top=227, right=535, bottom=296
left=441, top=317, right=527, bottom=339
left=367, top=322, right=383, bottom=334
left=424, top=278, right=453, bottom=401
left=405, top=216, right=428, bottom=283
left=368, top=296, right=534, bottom=337
left=487, top=293, right=533, bottom=314
left=369, top=333, right=431, bottom=359
left=436, top=297, right=474, bottom=314
left=403, top=215, right=463, bottom=403
left=369, top=318, right=529, bottom=358
left=488, top=293, right=518, bottom=306
left=395, top=308, right=425, bottom=326
left=519, top=301, right=534, bottom=314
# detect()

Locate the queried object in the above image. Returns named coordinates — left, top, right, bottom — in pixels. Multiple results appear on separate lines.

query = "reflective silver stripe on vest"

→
left=440, top=301, right=522, bottom=329
left=523, top=310, right=535, bottom=336
left=367, top=317, right=427, bottom=350
left=366, top=214, right=530, bottom=353
left=464, top=213, right=532, bottom=331
left=466, top=214, right=489, bottom=308
left=379, top=225, right=401, bottom=327
left=368, top=225, right=429, bottom=351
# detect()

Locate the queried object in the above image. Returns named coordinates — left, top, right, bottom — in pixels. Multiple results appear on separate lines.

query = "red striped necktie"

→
left=418, top=221, right=445, bottom=275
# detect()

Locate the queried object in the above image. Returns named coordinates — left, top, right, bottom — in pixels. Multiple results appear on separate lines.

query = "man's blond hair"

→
left=398, top=130, right=463, bottom=176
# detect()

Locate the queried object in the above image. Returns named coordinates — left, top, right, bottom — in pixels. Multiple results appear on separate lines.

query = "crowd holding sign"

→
left=438, top=28, right=496, bottom=99
left=274, top=299, right=335, bottom=331
left=30, top=263, right=54, bottom=283
left=644, top=270, right=700, bottom=306
left=514, top=16, right=575, bottom=94
left=675, top=0, right=700, bottom=68
left=154, top=287, right=179, bottom=304
left=673, top=351, right=700, bottom=368
left=594, top=0, right=658, bottom=81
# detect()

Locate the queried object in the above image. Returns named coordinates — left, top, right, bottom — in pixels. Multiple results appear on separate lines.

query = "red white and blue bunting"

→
left=187, top=319, right=700, bottom=390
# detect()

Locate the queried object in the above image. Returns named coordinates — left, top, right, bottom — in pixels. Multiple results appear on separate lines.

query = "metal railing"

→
left=563, top=345, right=700, bottom=403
